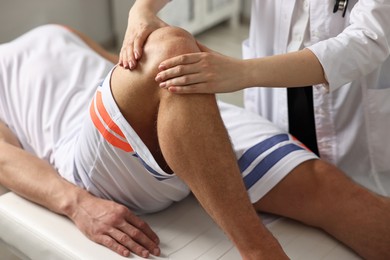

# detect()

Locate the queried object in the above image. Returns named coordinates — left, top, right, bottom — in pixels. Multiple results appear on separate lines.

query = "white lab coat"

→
left=243, top=0, right=390, bottom=195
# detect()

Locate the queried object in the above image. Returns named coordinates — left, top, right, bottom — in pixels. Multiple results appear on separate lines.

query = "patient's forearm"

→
left=0, top=122, right=85, bottom=217
left=0, top=140, right=88, bottom=218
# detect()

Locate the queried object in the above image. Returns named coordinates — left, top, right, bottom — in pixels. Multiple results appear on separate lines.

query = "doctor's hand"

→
left=155, top=42, right=246, bottom=94
left=119, top=7, right=168, bottom=70
left=70, top=192, right=160, bottom=258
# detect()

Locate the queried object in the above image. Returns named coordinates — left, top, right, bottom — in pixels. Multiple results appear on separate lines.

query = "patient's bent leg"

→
left=110, top=27, right=287, bottom=259
left=255, top=159, right=390, bottom=259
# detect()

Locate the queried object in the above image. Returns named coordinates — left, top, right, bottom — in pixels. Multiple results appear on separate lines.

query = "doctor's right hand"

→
left=156, top=42, right=247, bottom=94
left=119, top=5, right=168, bottom=70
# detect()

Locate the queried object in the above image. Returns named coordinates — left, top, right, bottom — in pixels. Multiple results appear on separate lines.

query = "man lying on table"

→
left=0, top=24, right=389, bottom=259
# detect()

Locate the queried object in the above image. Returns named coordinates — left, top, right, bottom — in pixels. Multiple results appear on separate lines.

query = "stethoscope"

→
left=333, top=0, right=349, bottom=17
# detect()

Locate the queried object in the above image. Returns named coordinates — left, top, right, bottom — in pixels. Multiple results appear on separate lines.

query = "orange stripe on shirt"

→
left=95, top=91, right=126, bottom=139
left=89, top=95, right=133, bottom=152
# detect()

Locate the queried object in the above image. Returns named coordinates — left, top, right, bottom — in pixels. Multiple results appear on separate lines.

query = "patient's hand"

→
left=70, top=193, right=160, bottom=258
left=119, top=5, right=168, bottom=70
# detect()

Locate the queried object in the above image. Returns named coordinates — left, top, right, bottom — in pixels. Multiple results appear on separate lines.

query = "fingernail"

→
left=123, top=249, right=130, bottom=257
left=142, top=250, right=149, bottom=258
left=134, top=51, right=140, bottom=60
left=129, top=61, right=135, bottom=70
left=155, top=75, right=161, bottom=82
left=158, top=64, right=166, bottom=70
left=153, top=248, right=160, bottom=256
left=159, top=82, right=166, bottom=88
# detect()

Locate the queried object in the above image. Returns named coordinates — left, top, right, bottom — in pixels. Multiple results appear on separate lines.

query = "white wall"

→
left=0, top=0, right=113, bottom=44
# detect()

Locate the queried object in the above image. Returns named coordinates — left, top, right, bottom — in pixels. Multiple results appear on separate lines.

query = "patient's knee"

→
left=147, top=26, right=197, bottom=52
left=142, top=27, right=199, bottom=69
left=110, top=27, right=202, bottom=114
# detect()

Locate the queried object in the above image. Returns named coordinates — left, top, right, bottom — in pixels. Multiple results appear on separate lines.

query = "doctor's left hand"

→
left=156, top=42, right=247, bottom=94
left=119, top=4, right=168, bottom=70
left=70, top=192, right=160, bottom=258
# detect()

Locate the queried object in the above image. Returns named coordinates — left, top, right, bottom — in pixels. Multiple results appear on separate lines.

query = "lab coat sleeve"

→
left=307, top=0, right=390, bottom=92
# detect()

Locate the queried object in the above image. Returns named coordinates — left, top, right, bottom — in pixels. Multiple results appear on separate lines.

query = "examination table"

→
left=0, top=184, right=361, bottom=260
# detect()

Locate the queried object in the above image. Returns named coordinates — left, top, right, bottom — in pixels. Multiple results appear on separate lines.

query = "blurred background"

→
left=0, top=0, right=251, bottom=106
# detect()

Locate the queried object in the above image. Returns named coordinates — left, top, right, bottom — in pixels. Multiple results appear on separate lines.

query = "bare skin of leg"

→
left=110, top=27, right=288, bottom=260
left=256, top=159, right=390, bottom=260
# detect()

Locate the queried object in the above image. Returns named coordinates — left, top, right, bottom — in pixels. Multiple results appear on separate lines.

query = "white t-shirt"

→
left=0, top=25, right=113, bottom=175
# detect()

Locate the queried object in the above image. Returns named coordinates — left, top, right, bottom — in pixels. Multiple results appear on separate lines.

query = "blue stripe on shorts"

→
left=238, top=134, right=305, bottom=189
left=238, top=134, right=289, bottom=172
left=133, top=153, right=170, bottom=181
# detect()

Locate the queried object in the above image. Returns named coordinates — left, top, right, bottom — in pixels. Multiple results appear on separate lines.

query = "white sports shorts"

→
left=72, top=69, right=318, bottom=214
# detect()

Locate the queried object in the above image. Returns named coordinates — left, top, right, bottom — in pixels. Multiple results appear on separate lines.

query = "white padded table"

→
left=0, top=186, right=361, bottom=260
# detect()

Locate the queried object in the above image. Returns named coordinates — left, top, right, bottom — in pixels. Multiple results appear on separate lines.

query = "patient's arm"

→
left=0, top=121, right=159, bottom=258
